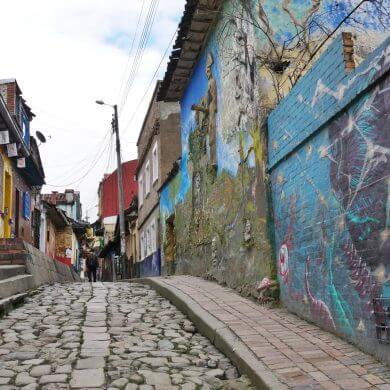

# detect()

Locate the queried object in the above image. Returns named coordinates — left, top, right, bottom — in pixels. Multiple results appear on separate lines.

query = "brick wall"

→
left=268, top=34, right=390, bottom=364
left=5, top=83, right=16, bottom=115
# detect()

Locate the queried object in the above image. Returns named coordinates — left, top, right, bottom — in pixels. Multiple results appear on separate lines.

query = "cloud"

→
left=0, top=0, right=184, bottom=221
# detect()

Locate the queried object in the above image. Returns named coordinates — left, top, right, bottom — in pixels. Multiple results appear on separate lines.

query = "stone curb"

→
left=133, top=277, right=288, bottom=390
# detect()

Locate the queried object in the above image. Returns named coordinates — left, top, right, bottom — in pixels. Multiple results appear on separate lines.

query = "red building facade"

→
left=98, top=160, right=138, bottom=219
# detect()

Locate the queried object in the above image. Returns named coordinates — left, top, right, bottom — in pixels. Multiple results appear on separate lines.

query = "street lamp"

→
left=96, top=100, right=126, bottom=282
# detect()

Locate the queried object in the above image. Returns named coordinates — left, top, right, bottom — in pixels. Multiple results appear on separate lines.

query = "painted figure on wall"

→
left=206, top=53, right=218, bottom=169
left=191, top=53, right=218, bottom=170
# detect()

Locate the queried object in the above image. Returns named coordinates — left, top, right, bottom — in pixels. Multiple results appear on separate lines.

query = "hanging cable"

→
left=47, top=128, right=112, bottom=183
left=118, top=0, right=160, bottom=115
left=117, top=0, right=147, bottom=101
left=121, top=26, right=178, bottom=136
left=45, top=130, right=113, bottom=188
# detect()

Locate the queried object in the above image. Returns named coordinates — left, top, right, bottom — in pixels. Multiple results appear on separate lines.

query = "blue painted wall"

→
left=137, top=250, right=161, bottom=278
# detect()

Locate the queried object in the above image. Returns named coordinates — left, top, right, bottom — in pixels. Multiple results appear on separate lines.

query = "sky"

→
left=0, top=0, right=184, bottom=222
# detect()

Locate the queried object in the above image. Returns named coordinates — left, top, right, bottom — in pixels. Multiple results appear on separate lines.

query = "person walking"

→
left=86, top=250, right=99, bottom=283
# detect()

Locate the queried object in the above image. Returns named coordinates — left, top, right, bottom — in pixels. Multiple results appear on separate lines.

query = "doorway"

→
left=3, top=171, right=12, bottom=238
left=165, top=214, right=176, bottom=274
left=15, top=189, right=20, bottom=237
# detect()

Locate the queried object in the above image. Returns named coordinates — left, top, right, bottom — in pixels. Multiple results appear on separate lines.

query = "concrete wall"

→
left=137, top=96, right=180, bottom=230
left=23, top=240, right=80, bottom=287
left=159, top=112, right=181, bottom=185
left=269, top=35, right=390, bottom=364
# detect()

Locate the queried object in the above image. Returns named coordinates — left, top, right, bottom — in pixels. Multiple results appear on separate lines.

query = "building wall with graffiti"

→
left=269, top=34, right=390, bottom=363
left=159, top=0, right=389, bottom=297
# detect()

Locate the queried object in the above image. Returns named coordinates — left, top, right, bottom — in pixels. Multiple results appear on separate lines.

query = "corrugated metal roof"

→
left=157, top=0, right=221, bottom=101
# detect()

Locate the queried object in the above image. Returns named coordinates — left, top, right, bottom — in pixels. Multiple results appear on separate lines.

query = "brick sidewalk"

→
left=156, top=276, right=390, bottom=389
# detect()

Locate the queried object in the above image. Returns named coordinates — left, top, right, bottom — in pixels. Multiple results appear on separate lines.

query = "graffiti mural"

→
left=159, top=0, right=389, bottom=298
left=269, top=35, right=390, bottom=363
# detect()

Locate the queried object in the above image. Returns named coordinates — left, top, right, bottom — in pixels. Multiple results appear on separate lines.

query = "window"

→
left=152, top=142, right=158, bottom=183
left=139, top=174, right=144, bottom=206
left=145, top=160, right=150, bottom=195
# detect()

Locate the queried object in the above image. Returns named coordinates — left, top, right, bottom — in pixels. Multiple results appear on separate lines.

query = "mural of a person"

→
left=191, top=52, right=218, bottom=169
left=206, top=53, right=218, bottom=168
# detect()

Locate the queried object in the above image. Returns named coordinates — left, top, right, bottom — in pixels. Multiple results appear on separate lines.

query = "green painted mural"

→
left=159, top=0, right=389, bottom=299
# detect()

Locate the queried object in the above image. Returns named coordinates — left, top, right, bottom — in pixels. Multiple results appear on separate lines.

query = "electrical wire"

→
left=118, top=0, right=160, bottom=115
left=117, top=0, right=147, bottom=102
left=104, top=132, right=115, bottom=175
left=121, top=26, right=178, bottom=136
left=46, top=129, right=112, bottom=183
left=45, top=129, right=113, bottom=188
left=119, top=0, right=159, bottom=113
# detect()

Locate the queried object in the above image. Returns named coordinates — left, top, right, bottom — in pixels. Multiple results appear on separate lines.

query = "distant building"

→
left=136, top=82, right=180, bottom=277
left=39, top=200, right=83, bottom=268
left=42, top=189, right=82, bottom=221
left=0, top=79, right=45, bottom=245
left=99, top=197, right=138, bottom=281
left=96, top=159, right=138, bottom=280
left=97, top=159, right=137, bottom=244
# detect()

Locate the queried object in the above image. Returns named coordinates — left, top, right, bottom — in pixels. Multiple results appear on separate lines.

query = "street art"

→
left=278, top=244, right=289, bottom=284
left=160, top=0, right=389, bottom=300
left=269, top=34, right=390, bottom=363
left=305, top=256, right=337, bottom=331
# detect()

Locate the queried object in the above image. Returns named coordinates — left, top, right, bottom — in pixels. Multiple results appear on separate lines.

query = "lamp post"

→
left=96, top=100, right=126, bottom=282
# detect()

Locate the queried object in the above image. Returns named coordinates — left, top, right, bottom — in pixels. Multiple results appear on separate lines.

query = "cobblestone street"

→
left=0, top=283, right=253, bottom=389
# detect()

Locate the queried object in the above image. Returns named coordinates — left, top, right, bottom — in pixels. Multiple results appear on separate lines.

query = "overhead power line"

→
left=45, top=130, right=113, bottom=188
left=119, top=0, right=160, bottom=115
left=117, top=0, right=147, bottom=102
left=122, top=26, right=178, bottom=136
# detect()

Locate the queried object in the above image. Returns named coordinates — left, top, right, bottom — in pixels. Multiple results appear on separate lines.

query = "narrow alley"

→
left=0, top=282, right=253, bottom=389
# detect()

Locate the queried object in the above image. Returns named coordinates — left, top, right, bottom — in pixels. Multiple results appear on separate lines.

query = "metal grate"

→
left=373, top=297, right=390, bottom=343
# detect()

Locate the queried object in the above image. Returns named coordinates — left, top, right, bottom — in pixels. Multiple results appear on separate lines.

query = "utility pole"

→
left=113, top=104, right=126, bottom=282
left=96, top=100, right=127, bottom=282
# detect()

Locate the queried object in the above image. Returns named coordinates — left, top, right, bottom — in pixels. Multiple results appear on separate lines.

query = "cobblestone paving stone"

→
left=158, top=276, right=390, bottom=390
left=0, top=282, right=254, bottom=390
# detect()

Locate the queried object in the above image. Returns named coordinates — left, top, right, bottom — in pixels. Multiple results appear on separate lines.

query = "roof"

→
left=157, top=0, right=221, bottom=101
left=42, top=190, right=79, bottom=205
left=43, top=201, right=69, bottom=228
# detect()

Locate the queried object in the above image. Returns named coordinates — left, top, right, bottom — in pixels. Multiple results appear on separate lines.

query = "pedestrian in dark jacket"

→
left=86, top=251, right=99, bottom=283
